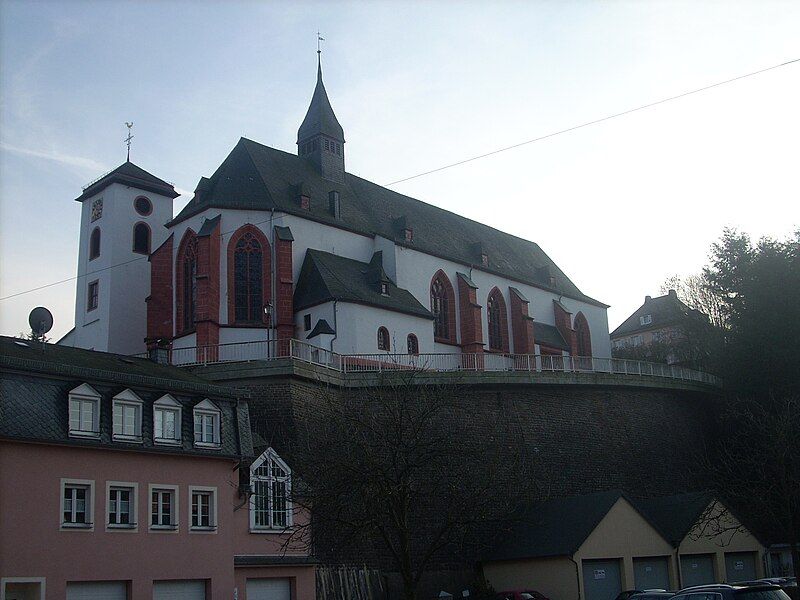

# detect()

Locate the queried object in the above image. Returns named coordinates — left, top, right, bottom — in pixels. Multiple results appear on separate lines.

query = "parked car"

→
left=671, top=583, right=791, bottom=600
left=495, top=591, right=550, bottom=600
left=616, top=591, right=644, bottom=600
left=630, top=591, right=675, bottom=600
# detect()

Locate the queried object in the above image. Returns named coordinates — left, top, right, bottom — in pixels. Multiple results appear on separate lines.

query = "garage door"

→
left=680, top=554, right=716, bottom=586
left=634, top=557, right=670, bottom=590
left=153, top=580, right=206, bottom=600
left=725, top=552, right=757, bottom=583
left=246, top=578, right=291, bottom=600
left=67, top=581, right=127, bottom=600
left=582, top=559, right=622, bottom=600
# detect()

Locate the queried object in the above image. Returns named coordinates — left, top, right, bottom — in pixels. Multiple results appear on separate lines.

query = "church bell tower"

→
left=297, top=56, right=346, bottom=183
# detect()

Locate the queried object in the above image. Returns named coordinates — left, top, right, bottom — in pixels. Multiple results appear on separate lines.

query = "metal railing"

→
left=135, top=339, right=720, bottom=386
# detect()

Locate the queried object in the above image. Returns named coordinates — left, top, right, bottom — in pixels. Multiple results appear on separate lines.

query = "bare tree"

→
left=286, top=371, right=541, bottom=600
left=661, top=273, right=727, bottom=330
left=693, top=396, right=800, bottom=579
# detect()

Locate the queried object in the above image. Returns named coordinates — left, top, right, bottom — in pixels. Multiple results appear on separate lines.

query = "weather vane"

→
left=124, top=122, right=134, bottom=161
left=317, top=31, right=324, bottom=55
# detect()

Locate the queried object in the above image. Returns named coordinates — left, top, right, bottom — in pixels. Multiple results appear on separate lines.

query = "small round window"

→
left=134, top=196, right=152, bottom=216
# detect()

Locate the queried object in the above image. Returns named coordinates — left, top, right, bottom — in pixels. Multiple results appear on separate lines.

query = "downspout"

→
left=269, top=208, right=276, bottom=341
left=330, top=300, right=338, bottom=353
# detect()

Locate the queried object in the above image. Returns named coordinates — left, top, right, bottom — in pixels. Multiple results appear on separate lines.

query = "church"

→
left=59, top=58, right=611, bottom=366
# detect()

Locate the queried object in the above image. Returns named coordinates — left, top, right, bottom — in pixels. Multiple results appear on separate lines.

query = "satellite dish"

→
left=29, top=307, right=54, bottom=336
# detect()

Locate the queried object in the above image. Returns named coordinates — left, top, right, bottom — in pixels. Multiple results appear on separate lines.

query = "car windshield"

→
left=735, top=590, right=791, bottom=600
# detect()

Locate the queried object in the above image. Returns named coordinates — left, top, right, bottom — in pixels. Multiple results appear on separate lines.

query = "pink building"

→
left=0, top=336, right=315, bottom=600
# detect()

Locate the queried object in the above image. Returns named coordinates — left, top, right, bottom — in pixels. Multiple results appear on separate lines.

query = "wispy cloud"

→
left=0, top=141, right=108, bottom=175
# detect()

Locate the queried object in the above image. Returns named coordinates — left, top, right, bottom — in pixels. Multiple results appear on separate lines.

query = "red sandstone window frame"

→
left=175, top=229, right=198, bottom=334
left=487, top=287, right=509, bottom=352
left=574, top=311, right=592, bottom=357
left=407, top=333, right=419, bottom=355
left=430, top=270, right=457, bottom=344
left=227, top=225, right=271, bottom=326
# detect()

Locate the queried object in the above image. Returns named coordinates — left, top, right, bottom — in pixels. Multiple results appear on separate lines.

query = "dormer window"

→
left=68, top=384, right=101, bottom=438
left=193, top=399, right=221, bottom=448
left=300, top=195, right=310, bottom=210
left=328, top=190, right=341, bottom=218
left=154, top=394, right=182, bottom=445
left=640, top=314, right=653, bottom=326
left=112, top=389, right=143, bottom=442
left=480, top=253, right=489, bottom=267
left=380, top=282, right=389, bottom=296
left=404, top=228, right=414, bottom=243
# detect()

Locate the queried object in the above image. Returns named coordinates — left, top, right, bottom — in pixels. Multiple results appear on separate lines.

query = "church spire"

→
left=298, top=45, right=345, bottom=182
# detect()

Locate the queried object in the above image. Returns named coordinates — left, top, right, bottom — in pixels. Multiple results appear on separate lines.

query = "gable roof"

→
left=294, top=249, right=433, bottom=319
left=534, top=322, right=570, bottom=351
left=486, top=490, right=625, bottom=561
left=170, top=138, right=607, bottom=308
left=75, top=160, right=179, bottom=202
left=611, top=291, right=702, bottom=338
left=634, top=491, right=715, bottom=546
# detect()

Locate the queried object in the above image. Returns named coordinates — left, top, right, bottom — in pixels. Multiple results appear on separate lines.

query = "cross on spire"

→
left=124, top=122, right=134, bottom=162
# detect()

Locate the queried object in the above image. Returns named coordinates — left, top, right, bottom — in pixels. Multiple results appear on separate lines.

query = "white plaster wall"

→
left=218, top=327, right=273, bottom=345
left=394, top=245, right=612, bottom=357
left=166, top=207, right=610, bottom=357
left=333, top=302, right=433, bottom=355
left=68, top=182, right=173, bottom=355
left=295, top=301, right=337, bottom=344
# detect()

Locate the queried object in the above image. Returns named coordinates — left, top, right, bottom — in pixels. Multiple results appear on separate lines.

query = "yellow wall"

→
left=678, top=500, right=765, bottom=584
left=576, top=497, right=678, bottom=592
left=483, top=557, right=580, bottom=600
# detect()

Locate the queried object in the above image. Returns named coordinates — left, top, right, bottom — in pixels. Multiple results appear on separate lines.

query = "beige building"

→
left=483, top=491, right=678, bottom=600
left=483, top=491, right=766, bottom=600
left=638, top=493, right=766, bottom=586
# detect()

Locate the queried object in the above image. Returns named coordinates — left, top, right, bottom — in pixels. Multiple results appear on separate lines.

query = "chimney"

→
left=668, top=289, right=677, bottom=298
left=645, top=295, right=652, bottom=302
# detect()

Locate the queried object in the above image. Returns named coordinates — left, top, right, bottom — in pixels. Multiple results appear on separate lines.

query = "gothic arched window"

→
left=430, top=271, right=455, bottom=343
left=377, top=327, right=390, bottom=351
left=89, top=227, right=101, bottom=260
left=177, top=232, right=198, bottom=332
left=407, top=334, right=419, bottom=355
left=233, top=232, right=263, bottom=323
left=574, top=311, right=592, bottom=357
left=487, top=288, right=508, bottom=352
left=132, top=222, right=151, bottom=254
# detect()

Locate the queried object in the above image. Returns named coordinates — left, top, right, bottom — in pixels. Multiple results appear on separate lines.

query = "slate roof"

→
left=635, top=492, right=714, bottom=546
left=297, top=60, right=344, bottom=143
left=0, top=336, right=251, bottom=458
left=485, top=490, right=626, bottom=561
left=307, top=318, right=335, bottom=338
left=75, top=160, right=179, bottom=202
left=294, top=249, right=434, bottom=319
left=169, top=138, right=607, bottom=308
left=534, top=322, right=570, bottom=351
left=610, top=291, right=701, bottom=338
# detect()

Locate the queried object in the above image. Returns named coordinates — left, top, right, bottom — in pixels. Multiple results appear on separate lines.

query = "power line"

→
left=384, top=57, right=800, bottom=186
left=2, top=57, right=798, bottom=303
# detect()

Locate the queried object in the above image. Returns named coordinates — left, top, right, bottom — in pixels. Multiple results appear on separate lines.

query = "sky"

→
left=1, top=0, right=798, bottom=342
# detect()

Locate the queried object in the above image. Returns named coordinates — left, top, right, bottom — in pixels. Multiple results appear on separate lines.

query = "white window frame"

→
left=249, top=448, right=293, bottom=532
left=1, top=577, right=46, bottom=600
left=188, top=486, right=218, bottom=533
left=640, top=314, right=653, bottom=326
left=149, top=483, right=179, bottom=532
left=68, top=383, right=101, bottom=439
left=112, top=389, right=143, bottom=442
left=106, top=481, right=138, bottom=532
left=153, top=394, right=182, bottom=446
left=193, top=399, right=221, bottom=448
left=60, top=478, right=95, bottom=530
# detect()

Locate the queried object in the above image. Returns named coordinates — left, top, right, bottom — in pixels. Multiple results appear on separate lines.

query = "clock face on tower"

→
left=91, top=197, right=103, bottom=222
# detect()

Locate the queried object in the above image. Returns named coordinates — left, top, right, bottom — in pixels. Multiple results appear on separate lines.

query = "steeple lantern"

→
left=297, top=57, right=345, bottom=183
